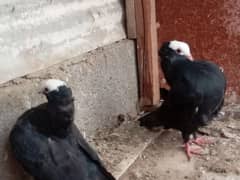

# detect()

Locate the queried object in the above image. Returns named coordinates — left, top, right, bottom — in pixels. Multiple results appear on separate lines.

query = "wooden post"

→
left=135, top=0, right=160, bottom=110
left=125, top=0, right=137, bottom=39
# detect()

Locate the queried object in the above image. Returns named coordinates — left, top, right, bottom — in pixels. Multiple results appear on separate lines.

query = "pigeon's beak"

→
left=187, top=54, right=194, bottom=61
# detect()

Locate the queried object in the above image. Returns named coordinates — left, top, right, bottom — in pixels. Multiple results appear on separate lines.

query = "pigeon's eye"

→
left=176, top=49, right=181, bottom=53
left=44, top=87, right=49, bottom=92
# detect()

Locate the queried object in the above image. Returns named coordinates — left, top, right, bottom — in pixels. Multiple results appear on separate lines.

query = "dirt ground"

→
left=92, top=97, right=240, bottom=180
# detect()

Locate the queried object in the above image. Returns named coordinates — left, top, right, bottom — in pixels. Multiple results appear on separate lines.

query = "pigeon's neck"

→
left=47, top=101, right=74, bottom=137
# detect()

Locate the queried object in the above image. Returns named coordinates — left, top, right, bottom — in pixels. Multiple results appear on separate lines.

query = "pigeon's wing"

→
left=72, top=125, right=116, bottom=180
left=10, top=118, right=54, bottom=180
left=168, top=72, right=203, bottom=108
left=10, top=109, right=77, bottom=180
left=10, top=120, right=86, bottom=180
left=72, top=125, right=102, bottom=162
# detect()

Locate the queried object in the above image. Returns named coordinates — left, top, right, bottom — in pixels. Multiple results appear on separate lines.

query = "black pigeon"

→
left=10, top=79, right=115, bottom=180
left=139, top=40, right=226, bottom=159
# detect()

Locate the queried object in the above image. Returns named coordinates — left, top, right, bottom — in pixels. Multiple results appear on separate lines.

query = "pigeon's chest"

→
left=46, top=137, right=94, bottom=179
left=46, top=136, right=80, bottom=162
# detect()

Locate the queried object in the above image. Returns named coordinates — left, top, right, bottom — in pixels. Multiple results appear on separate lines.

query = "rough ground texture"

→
left=92, top=95, right=240, bottom=180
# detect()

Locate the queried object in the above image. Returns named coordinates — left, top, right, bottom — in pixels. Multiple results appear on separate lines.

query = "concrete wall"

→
left=0, top=40, right=138, bottom=180
left=0, top=0, right=126, bottom=84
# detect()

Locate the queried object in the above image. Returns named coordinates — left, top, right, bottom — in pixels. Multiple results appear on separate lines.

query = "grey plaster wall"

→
left=0, top=40, right=138, bottom=180
left=0, top=0, right=126, bottom=84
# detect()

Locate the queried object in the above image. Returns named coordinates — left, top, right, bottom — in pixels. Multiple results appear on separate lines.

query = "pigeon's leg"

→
left=184, top=142, right=202, bottom=160
left=182, top=132, right=202, bottom=160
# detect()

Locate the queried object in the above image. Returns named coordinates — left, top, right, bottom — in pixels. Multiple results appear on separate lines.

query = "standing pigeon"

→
left=160, top=40, right=225, bottom=115
left=10, top=79, right=115, bottom=180
left=139, top=40, right=226, bottom=159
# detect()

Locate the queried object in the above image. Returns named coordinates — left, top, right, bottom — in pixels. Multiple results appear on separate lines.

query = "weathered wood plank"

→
left=135, top=0, right=160, bottom=109
left=125, top=0, right=137, bottom=38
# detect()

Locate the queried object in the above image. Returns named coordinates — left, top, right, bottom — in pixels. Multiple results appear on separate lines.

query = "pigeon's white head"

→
left=169, top=40, right=193, bottom=61
left=40, top=79, right=67, bottom=95
left=40, top=79, right=74, bottom=126
left=40, top=79, right=73, bottom=105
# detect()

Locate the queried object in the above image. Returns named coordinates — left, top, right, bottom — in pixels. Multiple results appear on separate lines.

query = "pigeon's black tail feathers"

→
left=89, top=156, right=115, bottom=180
left=99, top=167, right=116, bottom=180
left=160, top=88, right=169, bottom=101
left=138, top=109, right=164, bottom=129
left=77, top=146, right=116, bottom=180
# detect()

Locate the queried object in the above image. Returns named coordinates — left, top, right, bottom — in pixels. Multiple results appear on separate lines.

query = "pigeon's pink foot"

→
left=184, top=142, right=203, bottom=160
left=191, top=136, right=214, bottom=146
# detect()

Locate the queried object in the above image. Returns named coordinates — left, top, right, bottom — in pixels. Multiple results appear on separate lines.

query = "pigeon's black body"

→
left=10, top=85, right=115, bottom=180
left=140, top=42, right=226, bottom=143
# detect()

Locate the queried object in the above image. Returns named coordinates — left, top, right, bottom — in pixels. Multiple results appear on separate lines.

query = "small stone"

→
left=220, top=130, right=236, bottom=139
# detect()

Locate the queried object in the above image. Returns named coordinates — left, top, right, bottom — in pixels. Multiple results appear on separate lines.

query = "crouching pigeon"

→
left=10, top=79, right=115, bottom=180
